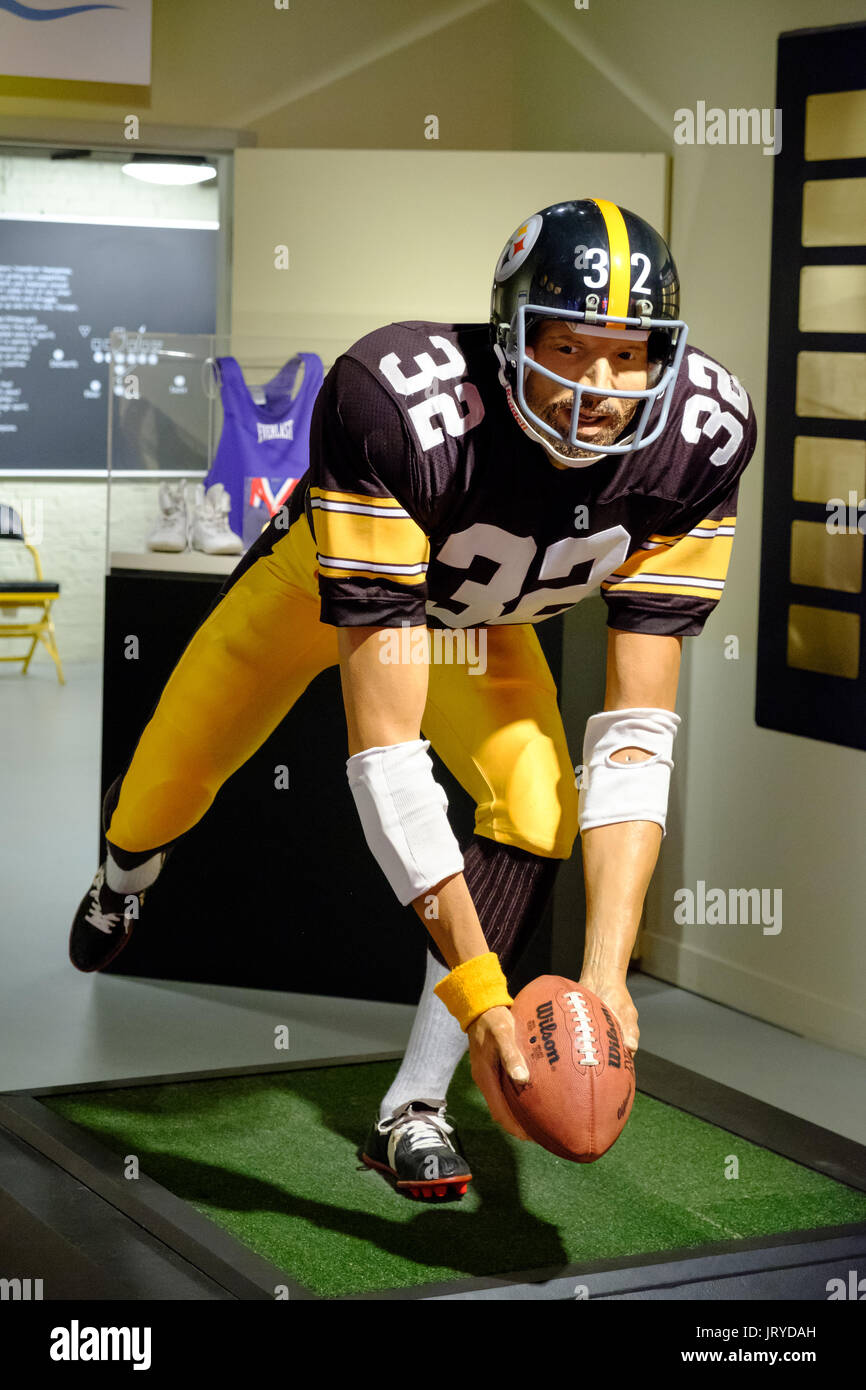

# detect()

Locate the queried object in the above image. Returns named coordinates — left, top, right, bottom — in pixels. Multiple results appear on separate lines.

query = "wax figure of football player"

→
left=70, top=199, right=756, bottom=1199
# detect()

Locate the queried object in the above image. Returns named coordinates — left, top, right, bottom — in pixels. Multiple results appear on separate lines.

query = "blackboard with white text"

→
left=0, top=219, right=217, bottom=475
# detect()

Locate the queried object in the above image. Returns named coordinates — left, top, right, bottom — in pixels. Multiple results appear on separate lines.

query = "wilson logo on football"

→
left=533, top=1000, right=560, bottom=1066
left=600, top=1004, right=626, bottom=1070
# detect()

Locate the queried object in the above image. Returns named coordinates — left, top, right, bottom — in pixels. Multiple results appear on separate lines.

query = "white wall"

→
left=231, top=148, right=666, bottom=349
left=0, top=156, right=219, bottom=663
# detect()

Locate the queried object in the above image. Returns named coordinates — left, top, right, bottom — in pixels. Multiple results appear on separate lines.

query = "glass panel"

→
left=787, top=603, right=860, bottom=678
left=802, top=178, right=866, bottom=246
left=790, top=521, right=863, bottom=592
left=805, top=89, right=866, bottom=161
left=793, top=436, right=866, bottom=502
left=799, top=265, right=866, bottom=333
left=104, top=330, right=327, bottom=571
left=796, top=352, right=866, bottom=419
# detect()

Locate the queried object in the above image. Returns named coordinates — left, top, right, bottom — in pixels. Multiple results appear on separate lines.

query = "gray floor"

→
left=0, top=661, right=416, bottom=1096
left=2, top=661, right=865, bottom=1151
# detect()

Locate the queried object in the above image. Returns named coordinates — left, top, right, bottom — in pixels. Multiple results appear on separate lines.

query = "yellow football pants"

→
left=106, top=515, right=579, bottom=862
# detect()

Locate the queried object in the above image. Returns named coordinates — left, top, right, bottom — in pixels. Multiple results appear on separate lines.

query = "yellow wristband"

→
left=433, top=951, right=513, bottom=1032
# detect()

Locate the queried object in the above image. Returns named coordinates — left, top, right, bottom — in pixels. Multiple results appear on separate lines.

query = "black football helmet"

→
left=490, top=198, right=688, bottom=465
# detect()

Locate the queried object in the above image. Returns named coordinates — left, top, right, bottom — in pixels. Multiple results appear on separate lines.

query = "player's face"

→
left=524, top=319, right=649, bottom=461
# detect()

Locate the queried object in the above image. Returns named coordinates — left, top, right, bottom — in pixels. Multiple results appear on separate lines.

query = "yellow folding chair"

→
left=0, top=503, right=65, bottom=685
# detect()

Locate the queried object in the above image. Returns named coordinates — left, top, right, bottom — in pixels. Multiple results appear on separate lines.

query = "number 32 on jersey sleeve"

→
left=379, top=335, right=485, bottom=450
left=680, top=354, right=749, bottom=467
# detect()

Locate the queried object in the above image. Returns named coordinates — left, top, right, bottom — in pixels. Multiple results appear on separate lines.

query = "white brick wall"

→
left=0, top=478, right=174, bottom=665
left=0, top=155, right=219, bottom=665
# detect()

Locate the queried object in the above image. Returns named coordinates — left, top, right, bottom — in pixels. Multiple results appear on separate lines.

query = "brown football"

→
left=500, top=976, right=636, bottom=1162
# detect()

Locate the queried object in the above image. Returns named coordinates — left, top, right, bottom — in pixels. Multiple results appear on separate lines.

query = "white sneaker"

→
left=146, top=480, right=188, bottom=552
left=188, top=482, right=244, bottom=556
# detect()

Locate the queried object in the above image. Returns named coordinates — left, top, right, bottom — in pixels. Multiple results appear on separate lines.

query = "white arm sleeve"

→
left=577, top=707, right=681, bottom=837
left=347, top=738, right=464, bottom=906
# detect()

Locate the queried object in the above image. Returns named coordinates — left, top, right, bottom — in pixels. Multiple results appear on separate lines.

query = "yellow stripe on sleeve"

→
left=309, top=486, right=409, bottom=512
left=310, top=487, right=430, bottom=586
left=601, top=517, right=737, bottom=602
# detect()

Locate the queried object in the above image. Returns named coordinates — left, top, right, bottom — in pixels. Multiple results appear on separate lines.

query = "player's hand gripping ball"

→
left=499, top=976, right=635, bottom=1162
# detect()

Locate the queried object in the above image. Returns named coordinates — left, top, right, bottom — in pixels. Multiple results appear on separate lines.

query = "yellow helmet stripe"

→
left=590, top=198, right=631, bottom=319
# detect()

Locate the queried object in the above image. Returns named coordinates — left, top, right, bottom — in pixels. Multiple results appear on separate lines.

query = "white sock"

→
left=104, top=849, right=164, bottom=895
left=379, top=949, right=469, bottom=1121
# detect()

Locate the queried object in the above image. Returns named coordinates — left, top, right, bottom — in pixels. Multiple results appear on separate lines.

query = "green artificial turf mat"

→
left=41, top=1057, right=866, bottom=1298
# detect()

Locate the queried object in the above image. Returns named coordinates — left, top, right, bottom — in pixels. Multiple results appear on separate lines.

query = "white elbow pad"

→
left=347, top=738, right=464, bottom=906
left=578, top=707, right=681, bottom=837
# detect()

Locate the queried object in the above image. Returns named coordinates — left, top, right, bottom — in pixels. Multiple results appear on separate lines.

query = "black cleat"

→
left=360, top=1099, right=473, bottom=1199
left=69, top=774, right=167, bottom=974
left=68, top=859, right=161, bottom=973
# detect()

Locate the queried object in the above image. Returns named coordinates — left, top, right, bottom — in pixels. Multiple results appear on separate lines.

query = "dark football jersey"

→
left=299, top=320, right=757, bottom=636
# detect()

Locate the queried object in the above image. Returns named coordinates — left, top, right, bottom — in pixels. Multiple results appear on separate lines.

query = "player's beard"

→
left=526, top=388, right=640, bottom=461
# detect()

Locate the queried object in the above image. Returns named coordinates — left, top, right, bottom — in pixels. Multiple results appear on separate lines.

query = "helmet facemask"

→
left=505, top=304, right=688, bottom=466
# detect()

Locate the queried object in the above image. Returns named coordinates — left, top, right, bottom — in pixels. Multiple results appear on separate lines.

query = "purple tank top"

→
left=205, top=353, right=324, bottom=536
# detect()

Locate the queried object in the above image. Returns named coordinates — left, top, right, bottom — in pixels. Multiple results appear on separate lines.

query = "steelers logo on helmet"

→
left=493, top=214, right=543, bottom=284
left=489, top=198, right=689, bottom=467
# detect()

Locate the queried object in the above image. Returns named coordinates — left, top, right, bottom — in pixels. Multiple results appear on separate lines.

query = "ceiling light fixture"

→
left=121, top=154, right=217, bottom=186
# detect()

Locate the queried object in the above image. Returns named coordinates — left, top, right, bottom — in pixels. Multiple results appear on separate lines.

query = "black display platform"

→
left=1, top=1051, right=864, bottom=1302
